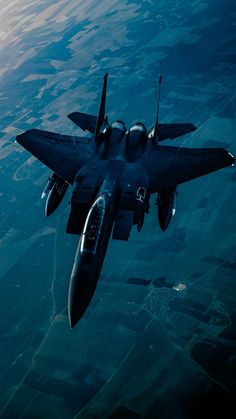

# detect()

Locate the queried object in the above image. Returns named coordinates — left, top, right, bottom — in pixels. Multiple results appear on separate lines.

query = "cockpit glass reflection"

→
left=80, top=195, right=106, bottom=255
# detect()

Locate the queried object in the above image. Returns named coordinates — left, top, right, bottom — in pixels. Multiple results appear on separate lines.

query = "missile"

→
left=45, top=180, right=68, bottom=217
left=42, top=173, right=69, bottom=217
left=41, top=174, right=58, bottom=199
left=157, top=186, right=177, bottom=231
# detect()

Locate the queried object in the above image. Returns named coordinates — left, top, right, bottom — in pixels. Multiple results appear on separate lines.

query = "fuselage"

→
left=68, top=121, right=151, bottom=327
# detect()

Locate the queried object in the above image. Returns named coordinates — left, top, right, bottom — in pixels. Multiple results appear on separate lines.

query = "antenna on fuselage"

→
left=153, top=74, right=162, bottom=141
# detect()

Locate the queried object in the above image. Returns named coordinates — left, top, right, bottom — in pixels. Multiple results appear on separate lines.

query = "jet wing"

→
left=67, top=112, right=97, bottom=134
left=16, top=129, right=93, bottom=184
left=142, top=145, right=234, bottom=193
left=150, top=123, right=197, bottom=141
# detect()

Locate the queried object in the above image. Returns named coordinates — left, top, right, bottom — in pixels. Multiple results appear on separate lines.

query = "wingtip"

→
left=15, top=134, right=21, bottom=142
left=15, top=133, right=24, bottom=146
left=67, top=112, right=75, bottom=120
left=228, top=151, right=235, bottom=166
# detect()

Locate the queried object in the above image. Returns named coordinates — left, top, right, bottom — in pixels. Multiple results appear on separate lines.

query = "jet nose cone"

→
left=68, top=308, right=79, bottom=329
left=68, top=272, right=89, bottom=329
left=68, top=272, right=85, bottom=330
left=68, top=261, right=101, bottom=329
left=68, top=311, right=76, bottom=329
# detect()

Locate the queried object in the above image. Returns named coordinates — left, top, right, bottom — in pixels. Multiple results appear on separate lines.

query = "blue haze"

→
left=0, top=1, right=235, bottom=418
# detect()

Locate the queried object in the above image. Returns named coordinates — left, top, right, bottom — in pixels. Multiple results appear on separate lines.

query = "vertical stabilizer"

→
left=95, top=73, right=108, bottom=137
left=153, top=75, right=162, bottom=141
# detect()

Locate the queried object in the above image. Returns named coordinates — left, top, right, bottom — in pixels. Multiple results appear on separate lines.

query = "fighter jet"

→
left=16, top=74, right=235, bottom=328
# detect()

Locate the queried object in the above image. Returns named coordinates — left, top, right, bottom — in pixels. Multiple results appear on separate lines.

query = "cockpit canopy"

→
left=111, top=120, right=126, bottom=132
left=80, top=194, right=106, bottom=255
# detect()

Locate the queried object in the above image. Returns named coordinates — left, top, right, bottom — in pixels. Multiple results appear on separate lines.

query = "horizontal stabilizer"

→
left=67, top=112, right=97, bottom=133
left=149, top=123, right=197, bottom=141
left=157, top=123, right=197, bottom=141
